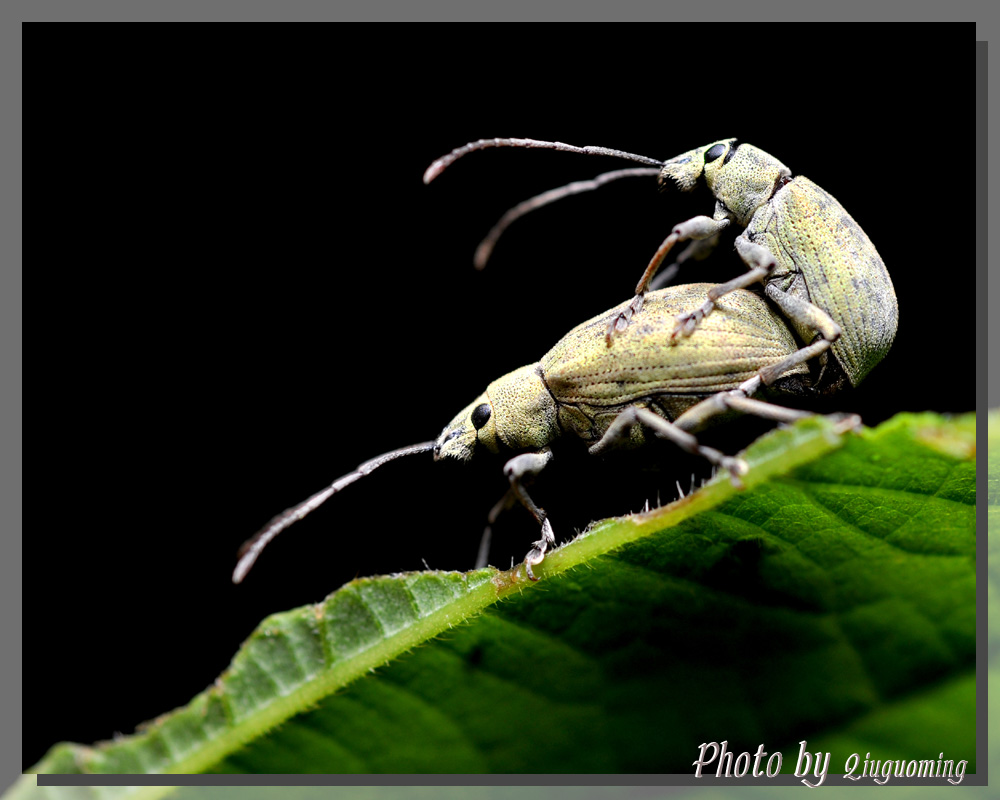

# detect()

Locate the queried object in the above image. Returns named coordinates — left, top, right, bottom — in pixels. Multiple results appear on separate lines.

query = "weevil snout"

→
left=435, top=394, right=494, bottom=462
left=433, top=427, right=467, bottom=461
left=659, top=139, right=737, bottom=192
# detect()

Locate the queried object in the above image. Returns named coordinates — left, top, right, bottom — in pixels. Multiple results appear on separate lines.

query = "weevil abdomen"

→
left=746, top=178, right=898, bottom=387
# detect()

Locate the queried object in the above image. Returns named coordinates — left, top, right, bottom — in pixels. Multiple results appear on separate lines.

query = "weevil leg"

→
left=759, top=283, right=842, bottom=385
left=476, top=487, right=518, bottom=569
left=670, top=231, right=849, bottom=347
left=671, top=234, right=781, bottom=340
left=663, top=380, right=811, bottom=487
left=503, top=450, right=556, bottom=581
left=606, top=216, right=729, bottom=344
left=671, top=264, right=771, bottom=340
left=647, top=235, right=722, bottom=292
left=673, top=381, right=861, bottom=452
left=589, top=406, right=748, bottom=485
left=638, top=217, right=730, bottom=296
left=672, top=374, right=805, bottom=433
left=671, top=373, right=863, bottom=469
left=720, top=398, right=862, bottom=436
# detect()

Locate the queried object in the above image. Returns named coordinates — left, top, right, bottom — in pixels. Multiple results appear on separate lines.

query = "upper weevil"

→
left=233, top=283, right=853, bottom=585
left=424, top=137, right=898, bottom=395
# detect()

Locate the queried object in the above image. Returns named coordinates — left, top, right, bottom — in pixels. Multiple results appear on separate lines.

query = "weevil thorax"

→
left=661, top=140, right=791, bottom=227
left=434, top=364, right=558, bottom=463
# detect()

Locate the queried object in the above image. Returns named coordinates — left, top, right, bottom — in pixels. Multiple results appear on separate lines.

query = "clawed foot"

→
left=697, top=440, right=749, bottom=489
left=671, top=299, right=715, bottom=340
left=523, top=517, right=555, bottom=581
left=605, top=293, right=645, bottom=346
left=720, top=455, right=749, bottom=489
left=524, top=545, right=544, bottom=581
left=830, top=412, right=863, bottom=434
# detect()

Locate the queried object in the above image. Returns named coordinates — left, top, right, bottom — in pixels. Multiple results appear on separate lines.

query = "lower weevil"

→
left=234, top=283, right=850, bottom=584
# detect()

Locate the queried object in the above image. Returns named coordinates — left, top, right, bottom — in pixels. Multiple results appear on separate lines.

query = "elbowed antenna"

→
left=232, top=441, right=436, bottom=584
left=422, top=137, right=665, bottom=269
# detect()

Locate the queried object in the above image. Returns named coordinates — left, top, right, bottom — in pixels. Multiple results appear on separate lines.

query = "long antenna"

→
left=423, top=138, right=665, bottom=269
left=473, top=167, right=661, bottom=269
left=233, top=441, right=436, bottom=584
left=423, top=138, right=663, bottom=184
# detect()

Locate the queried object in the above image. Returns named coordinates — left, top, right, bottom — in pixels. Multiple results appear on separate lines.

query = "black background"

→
left=26, top=26, right=975, bottom=768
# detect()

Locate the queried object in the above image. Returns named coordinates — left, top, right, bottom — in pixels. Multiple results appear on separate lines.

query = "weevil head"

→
left=435, top=392, right=493, bottom=462
left=660, top=140, right=791, bottom=226
left=434, top=364, right=558, bottom=462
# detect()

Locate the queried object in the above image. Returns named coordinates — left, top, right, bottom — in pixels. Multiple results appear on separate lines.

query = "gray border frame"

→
left=6, top=1, right=22, bottom=792
left=8, top=2, right=993, bottom=796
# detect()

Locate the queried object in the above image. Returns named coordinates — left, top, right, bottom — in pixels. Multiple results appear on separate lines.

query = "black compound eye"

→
left=704, top=143, right=726, bottom=163
left=471, top=403, right=492, bottom=430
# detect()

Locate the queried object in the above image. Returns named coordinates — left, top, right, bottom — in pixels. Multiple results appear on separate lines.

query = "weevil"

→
left=233, top=283, right=844, bottom=585
left=424, top=137, right=898, bottom=394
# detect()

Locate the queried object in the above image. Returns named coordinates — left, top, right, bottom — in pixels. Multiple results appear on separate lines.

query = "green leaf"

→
left=13, top=412, right=976, bottom=792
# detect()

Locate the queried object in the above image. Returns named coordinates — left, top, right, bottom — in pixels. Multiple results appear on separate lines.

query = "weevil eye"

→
left=471, top=403, right=492, bottom=430
left=704, top=143, right=726, bottom=163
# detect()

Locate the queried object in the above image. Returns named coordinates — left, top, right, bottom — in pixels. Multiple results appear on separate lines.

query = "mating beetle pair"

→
left=233, top=138, right=898, bottom=584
